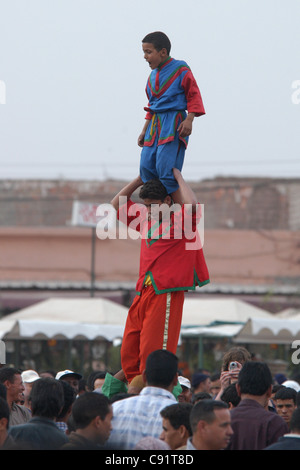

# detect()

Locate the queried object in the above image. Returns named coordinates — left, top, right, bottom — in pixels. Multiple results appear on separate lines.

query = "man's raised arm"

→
left=172, top=168, right=198, bottom=212
left=110, top=176, right=144, bottom=212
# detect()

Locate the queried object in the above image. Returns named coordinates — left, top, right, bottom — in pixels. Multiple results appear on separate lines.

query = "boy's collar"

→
left=157, top=56, right=172, bottom=70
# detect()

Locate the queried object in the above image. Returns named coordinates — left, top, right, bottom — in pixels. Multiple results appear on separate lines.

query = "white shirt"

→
left=107, top=386, right=176, bottom=450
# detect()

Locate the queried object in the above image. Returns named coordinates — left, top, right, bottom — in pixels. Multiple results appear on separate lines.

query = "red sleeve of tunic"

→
left=181, top=70, right=205, bottom=117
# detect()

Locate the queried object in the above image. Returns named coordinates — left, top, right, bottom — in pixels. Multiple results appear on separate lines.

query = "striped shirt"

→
left=107, top=386, right=176, bottom=450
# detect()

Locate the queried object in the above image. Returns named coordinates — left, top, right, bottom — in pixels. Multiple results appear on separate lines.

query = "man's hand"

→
left=213, top=362, right=243, bottom=401
left=172, top=167, right=198, bottom=211
left=110, top=175, right=143, bottom=211
left=114, top=369, right=127, bottom=383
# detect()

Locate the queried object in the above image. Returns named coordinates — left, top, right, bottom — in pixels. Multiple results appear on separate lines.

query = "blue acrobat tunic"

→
left=140, top=56, right=205, bottom=194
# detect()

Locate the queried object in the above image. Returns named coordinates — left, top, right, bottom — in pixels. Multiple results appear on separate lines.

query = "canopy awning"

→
left=233, top=317, right=300, bottom=344
left=181, top=298, right=273, bottom=327
left=181, top=323, right=243, bottom=338
left=0, top=298, right=128, bottom=341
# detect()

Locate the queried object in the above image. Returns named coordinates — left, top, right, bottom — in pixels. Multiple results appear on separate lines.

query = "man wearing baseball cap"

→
left=55, top=370, right=82, bottom=395
left=191, top=373, right=211, bottom=395
left=177, top=376, right=192, bottom=403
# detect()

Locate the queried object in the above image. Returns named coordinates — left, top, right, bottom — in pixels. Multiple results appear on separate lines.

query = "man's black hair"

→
left=145, top=349, right=178, bottom=388
left=160, top=402, right=193, bottom=436
left=220, top=383, right=241, bottom=408
left=237, top=361, right=272, bottom=396
left=0, top=367, right=21, bottom=384
left=30, top=377, right=64, bottom=419
left=56, top=380, right=77, bottom=420
left=139, top=178, right=169, bottom=201
left=189, top=399, right=229, bottom=434
left=86, top=370, right=106, bottom=392
left=274, top=386, right=297, bottom=404
left=71, top=392, right=110, bottom=429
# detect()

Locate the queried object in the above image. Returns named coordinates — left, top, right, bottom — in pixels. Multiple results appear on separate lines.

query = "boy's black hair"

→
left=142, top=31, right=171, bottom=55
left=139, top=178, right=169, bottom=201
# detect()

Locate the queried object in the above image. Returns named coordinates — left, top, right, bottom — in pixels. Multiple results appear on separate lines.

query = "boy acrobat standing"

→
left=138, top=31, right=205, bottom=196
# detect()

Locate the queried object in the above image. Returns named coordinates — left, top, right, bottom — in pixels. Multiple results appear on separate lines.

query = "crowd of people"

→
left=1, top=30, right=296, bottom=455
left=1, top=346, right=300, bottom=451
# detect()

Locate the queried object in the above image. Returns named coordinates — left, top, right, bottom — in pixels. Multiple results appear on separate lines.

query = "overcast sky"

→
left=0, top=0, right=299, bottom=182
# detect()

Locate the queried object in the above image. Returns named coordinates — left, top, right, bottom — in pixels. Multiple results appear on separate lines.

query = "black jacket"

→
left=264, top=435, right=300, bottom=450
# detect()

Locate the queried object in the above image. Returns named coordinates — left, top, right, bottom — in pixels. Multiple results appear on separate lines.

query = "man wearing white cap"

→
left=21, top=370, right=40, bottom=412
left=55, top=370, right=82, bottom=395
left=282, top=380, right=300, bottom=393
left=177, top=376, right=192, bottom=403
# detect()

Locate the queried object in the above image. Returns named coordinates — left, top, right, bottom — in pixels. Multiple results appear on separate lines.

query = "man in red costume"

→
left=111, top=169, right=209, bottom=383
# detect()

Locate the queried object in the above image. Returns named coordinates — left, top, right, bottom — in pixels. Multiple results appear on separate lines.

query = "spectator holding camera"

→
left=215, top=346, right=251, bottom=401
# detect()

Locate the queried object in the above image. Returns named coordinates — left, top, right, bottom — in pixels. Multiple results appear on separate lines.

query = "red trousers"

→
left=121, top=286, right=184, bottom=382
